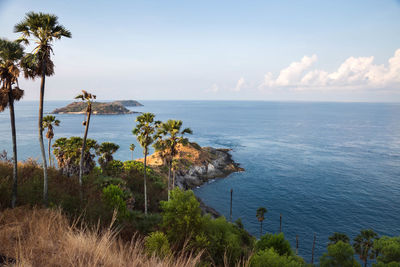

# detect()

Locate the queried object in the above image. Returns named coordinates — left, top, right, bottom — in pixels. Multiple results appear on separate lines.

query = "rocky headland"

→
left=141, top=143, right=243, bottom=188
left=52, top=100, right=143, bottom=115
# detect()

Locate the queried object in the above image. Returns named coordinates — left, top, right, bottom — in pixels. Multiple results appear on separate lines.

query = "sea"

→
left=1, top=100, right=400, bottom=262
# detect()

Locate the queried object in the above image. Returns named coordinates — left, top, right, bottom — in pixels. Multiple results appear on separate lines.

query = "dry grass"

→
left=0, top=207, right=201, bottom=267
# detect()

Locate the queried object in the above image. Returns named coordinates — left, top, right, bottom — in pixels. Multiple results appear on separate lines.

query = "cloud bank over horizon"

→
left=258, top=49, right=400, bottom=92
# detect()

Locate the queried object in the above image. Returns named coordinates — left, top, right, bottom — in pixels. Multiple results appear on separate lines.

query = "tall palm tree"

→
left=256, top=207, right=267, bottom=238
left=14, top=12, right=71, bottom=206
left=43, top=115, right=60, bottom=168
left=154, top=120, right=192, bottom=200
left=132, top=112, right=159, bottom=215
left=129, top=143, right=135, bottom=161
left=75, top=90, right=96, bottom=187
left=0, top=39, right=24, bottom=208
left=353, top=229, right=378, bottom=267
left=329, top=232, right=350, bottom=246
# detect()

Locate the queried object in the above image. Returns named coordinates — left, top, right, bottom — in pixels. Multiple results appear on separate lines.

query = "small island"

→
left=52, top=100, right=143, bottom=115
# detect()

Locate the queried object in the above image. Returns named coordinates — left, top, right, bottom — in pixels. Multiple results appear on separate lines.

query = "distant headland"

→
left=52, top=100, right=143, bottom=115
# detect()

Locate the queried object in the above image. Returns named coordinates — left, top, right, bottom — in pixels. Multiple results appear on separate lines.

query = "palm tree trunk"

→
left=7, top=82, right=18, bottom=208
left=172, top=170, right=175, bottom=189
left=167, top=161, right=171, bottom=201
left=364, top=259, right=367, bottom=267
left=144, top=149, right=148, bottom=215
left=48, top=138, right=52, bottom=168
left=260, top=221, right=263, bottom=238
left=131, top=150, right=133, bottom=161
left=39, top=61, right=48, bottom=207
left=79, top=107, right=91, bottom=187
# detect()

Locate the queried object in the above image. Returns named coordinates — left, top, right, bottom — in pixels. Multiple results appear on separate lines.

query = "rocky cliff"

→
left=141, top=143, right=244, bottom=190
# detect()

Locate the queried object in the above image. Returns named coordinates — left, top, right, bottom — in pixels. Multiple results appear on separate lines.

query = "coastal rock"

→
left=174, top=147, right=244, bottom=189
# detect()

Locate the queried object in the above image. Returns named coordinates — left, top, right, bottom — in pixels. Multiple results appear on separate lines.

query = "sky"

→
left=0, top=0, right=400, bottom=102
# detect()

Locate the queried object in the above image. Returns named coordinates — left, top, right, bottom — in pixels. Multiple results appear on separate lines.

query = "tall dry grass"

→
left=0, top=207, right=201, bottom=267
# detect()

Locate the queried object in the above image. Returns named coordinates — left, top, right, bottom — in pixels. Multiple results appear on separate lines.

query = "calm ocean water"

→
left=1, top=100, right=400, bottom=261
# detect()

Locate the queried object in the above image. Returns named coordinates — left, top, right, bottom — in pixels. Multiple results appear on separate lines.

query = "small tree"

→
left=353, top=229, right=378, bottom=267
left=75, top=90, right=96, bottom=187
left=256, top=207, right=267, bottom=238
left=129, top=143, right=135, bottom=161
left=374, top=236, right=400, bottom=265
left=43, top=115, right=60, bottom=167
left=320, top=241, right=360, bottom=267
left=160, top=188, right=202, bottom=247
left=256, top=232, right=293, bottom=256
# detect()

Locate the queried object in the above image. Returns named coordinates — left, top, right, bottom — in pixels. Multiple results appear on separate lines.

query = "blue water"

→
left=1, top=100, right=400, bottom=262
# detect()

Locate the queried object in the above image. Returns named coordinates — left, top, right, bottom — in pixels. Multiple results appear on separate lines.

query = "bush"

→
left=160, top=188, right=203, bottom=246
left=320, top=241, right=360, bottom=267
left=256, top=233, right=293, bottom=256
left=250, top=248, right=305, bottom=267
left=102, top=184, right=128, bottom=218
left=145, top=231, right=171, bottom=259
left=374, top=236, right=400, bottom=265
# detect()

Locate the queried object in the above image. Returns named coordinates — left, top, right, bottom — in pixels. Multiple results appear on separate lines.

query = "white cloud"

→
left=234, top=77, right=245, bottom=92
left=205, top=83, right=219, bottom=93
left=260, top=49, right=400, bottom=90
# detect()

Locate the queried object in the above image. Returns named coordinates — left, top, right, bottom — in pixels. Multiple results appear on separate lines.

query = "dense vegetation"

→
left=1, top=11, right=400, bottom=267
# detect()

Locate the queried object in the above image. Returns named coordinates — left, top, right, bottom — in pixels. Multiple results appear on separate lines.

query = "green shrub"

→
left=145, top=231, right=171, bottom=258
left=250, top=248, right=305, bottom=267
left=374, top=236, right=400, bottom=265
left=256, top=232, right=293, bottom=256
left=320, top=241, right=360, bottom=267
left=102, top=184, right=128, bottom=218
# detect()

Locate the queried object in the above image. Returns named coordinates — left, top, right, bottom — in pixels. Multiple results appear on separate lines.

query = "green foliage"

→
left=374, top=236, right=400, bottom=265
left=52, top=136, right=98, bottom=176
left=250, top=248, right=305, bottom=267
left=160, top=188, right=203, bottom=246
left=124, top=160, right=164, bottom=188
left=329, top=232, right=350, bottom=245
left=160, top=187, right=255, bottom=265
left=145, top=231, right=171, bottom=259
left=320, top=241, right=360, bottom=267
left=256, top=232, right=294, bottom=256
left=102, top=184, right=128, bottom=218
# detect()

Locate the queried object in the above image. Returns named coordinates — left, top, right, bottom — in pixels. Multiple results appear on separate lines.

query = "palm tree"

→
left=15, top=12, right=71, bottom=206
left=329, top=232, right=350, bottom=246
left=353, top=229, right=378, bottom=267
left=0, top=39, right=24, bottom=208
left=97, top=142, right=120, bottom=172
left=43, top=115, right=60, bottom=167
left=256, top=207, right=267, bottom=238
left=129, top=143, right=135, bottom=161
left=75, top=90, right=96, bottom=187
left=132, top=113, right=159, bottom=215
left=154, top=120, right=192, bottom=200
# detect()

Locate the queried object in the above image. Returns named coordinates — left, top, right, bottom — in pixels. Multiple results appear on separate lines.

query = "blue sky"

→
left=1, top=0, right=400, bottom=101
